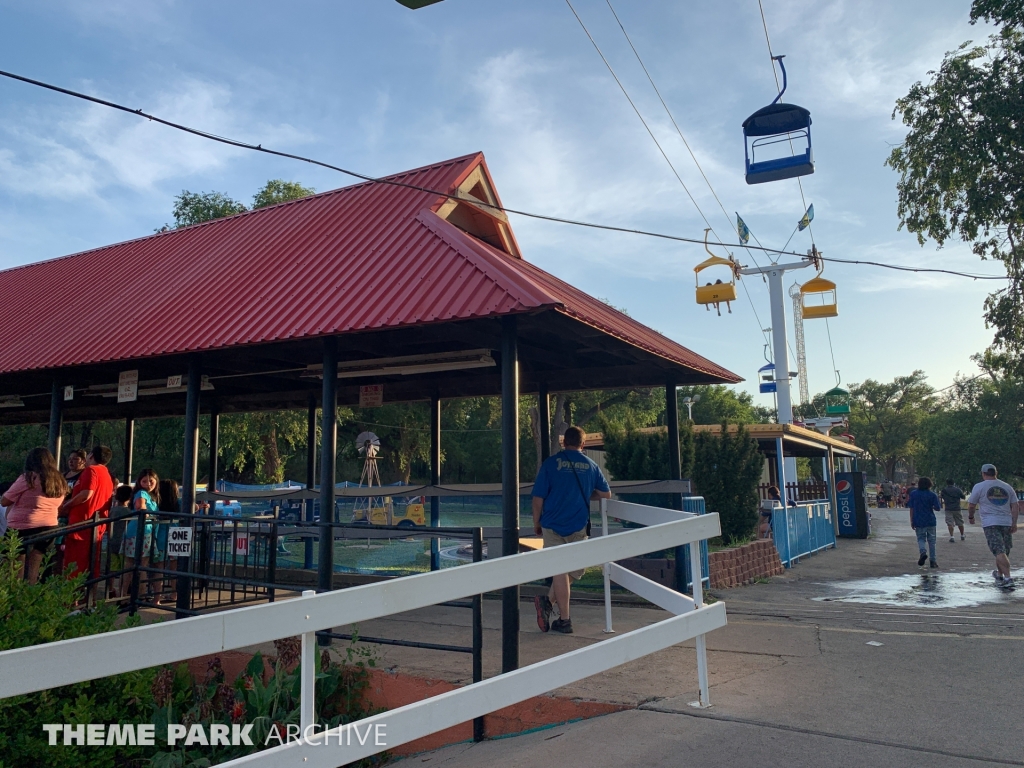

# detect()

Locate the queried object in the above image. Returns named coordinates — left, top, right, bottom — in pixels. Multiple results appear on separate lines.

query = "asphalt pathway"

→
left=395, top=509, right=1024, bottom=767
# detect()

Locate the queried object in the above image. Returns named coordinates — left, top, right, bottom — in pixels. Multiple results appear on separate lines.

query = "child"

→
left=107, top=484, right=134, bottom=598
left=908, top=476, right=942, bottom=568
left=122, top=469, right=161, bottom=602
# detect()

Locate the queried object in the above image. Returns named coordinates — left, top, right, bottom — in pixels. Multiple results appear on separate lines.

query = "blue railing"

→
left=681, top=495, right=711, bottom=588
left=772, top=501, right=835, bottom=567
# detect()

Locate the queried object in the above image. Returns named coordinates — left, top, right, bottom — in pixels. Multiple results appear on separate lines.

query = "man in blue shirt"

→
left=531, top=426, right=611, bottom=634
left=908, top=476, right=942, bottom=568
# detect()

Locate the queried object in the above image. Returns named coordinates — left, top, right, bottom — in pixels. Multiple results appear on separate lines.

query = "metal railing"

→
left=771, top=501, right=836, bottom=567
left=0, top=500, right=724, bottom=766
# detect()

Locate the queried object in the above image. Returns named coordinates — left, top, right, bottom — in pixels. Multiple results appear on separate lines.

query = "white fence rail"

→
left=0, top=503, right=725, bottom=767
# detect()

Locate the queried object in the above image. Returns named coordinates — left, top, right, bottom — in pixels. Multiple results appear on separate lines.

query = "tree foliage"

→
left=252, top=180, right=316, bottom=209
left=692, top=424, right=764, bottom=544
left=848, top=371, right=936, bottom=481
left=603, top=423, right=694, bottom=482
left=887, top=3, right=1024, bottom=362
left=170, top=190, right=247, bottom=228
left=677, top=385, right=773, bottom=425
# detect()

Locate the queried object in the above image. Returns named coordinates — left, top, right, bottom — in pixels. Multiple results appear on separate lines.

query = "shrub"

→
left=0, top=532, right=155, bottom=768
left=692, top=424, right=764, bottom=544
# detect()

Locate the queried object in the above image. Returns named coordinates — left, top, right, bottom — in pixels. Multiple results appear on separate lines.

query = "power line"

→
left=601, top=0, right=772, bottom=347
left=0, top=68, right=1009, bottom=283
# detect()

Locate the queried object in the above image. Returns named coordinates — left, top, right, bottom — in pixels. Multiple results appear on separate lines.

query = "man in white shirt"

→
left=968, top=464, right=1021, bottom=586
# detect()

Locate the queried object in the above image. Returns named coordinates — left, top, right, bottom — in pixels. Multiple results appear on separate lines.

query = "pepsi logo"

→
left=836, top=480, right=852, bottom=494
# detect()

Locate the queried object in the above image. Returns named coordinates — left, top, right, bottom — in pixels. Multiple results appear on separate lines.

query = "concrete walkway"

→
left=384, top=509, right=1024, bottom=766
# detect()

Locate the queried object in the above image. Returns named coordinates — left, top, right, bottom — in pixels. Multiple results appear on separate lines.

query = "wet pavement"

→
left=399, top=507, right=1024, bottom=767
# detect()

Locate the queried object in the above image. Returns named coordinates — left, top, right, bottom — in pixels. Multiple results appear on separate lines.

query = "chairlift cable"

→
left=604, top=0, right=772, bottom=273
left=568, top=0, right=772, bottom=347
left=0, top=68, right=1008, bottom=282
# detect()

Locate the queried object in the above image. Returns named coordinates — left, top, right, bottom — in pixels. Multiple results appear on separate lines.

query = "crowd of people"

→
left=0, top=445, right=195, bottom=605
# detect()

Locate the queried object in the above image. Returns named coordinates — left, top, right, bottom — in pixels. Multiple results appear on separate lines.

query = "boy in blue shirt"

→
left=909, top=476, right=942, bottom=568
left=531, top=426, right=611, bottom=634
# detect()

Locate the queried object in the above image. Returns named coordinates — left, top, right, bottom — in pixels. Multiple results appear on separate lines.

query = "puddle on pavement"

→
left=814, top=571, right=1024, bottom=609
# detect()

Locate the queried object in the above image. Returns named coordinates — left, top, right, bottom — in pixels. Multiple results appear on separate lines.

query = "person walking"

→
left=531, top=426, right=611, bottom=634
left=908, top=476, right=941, bottom=568
left=967, top=464, right=1021, bottom=586
left=940, top=478, right=966, bottom=542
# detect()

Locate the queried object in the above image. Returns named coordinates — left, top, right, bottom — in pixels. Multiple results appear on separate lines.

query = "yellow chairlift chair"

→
left=799, top=272, right=838, bottom=319
left=694, top=230, right=739, bottom=316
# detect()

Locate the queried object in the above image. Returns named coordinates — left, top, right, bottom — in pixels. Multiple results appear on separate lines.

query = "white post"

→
left=689, top=540, right=710, bottom=708
left=601, top=498, right=614, bottom=634
left=300, top=589, right=317, bottom=732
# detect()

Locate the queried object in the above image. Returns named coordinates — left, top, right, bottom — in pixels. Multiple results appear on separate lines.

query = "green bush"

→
left=0, top=532, right=385, bottom=768
left=0, top=532, right=155, bottom=768
left=692, top=424, right=764, bottom=544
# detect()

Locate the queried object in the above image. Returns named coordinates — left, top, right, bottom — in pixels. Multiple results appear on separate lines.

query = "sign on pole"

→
left=359, top=384, right=383, bottom=408
left=167, top=375, right=182, bottom=389
left=117, top=370, right=139, bottom=403
left=63, top=385, right=74, bottom=401
left=166, top=526, right=194, bottom=557
left=234, top=532, right=250, bottom=557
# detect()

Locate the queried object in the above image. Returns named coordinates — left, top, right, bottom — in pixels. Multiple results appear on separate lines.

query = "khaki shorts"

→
left=945, top=508, right=964, bottom=527
left=542, top=527, right=588, bottom=581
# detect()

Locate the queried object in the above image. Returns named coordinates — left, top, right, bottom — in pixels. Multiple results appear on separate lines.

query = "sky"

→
left=0, top=0, right=1007, bottom=408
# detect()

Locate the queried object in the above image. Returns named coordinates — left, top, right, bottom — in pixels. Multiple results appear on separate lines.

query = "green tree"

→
left=887, top=1, right=1024, bottom=363
left=253, top=180, right=316, bottom=209
left=170, top=190, right=247, bottom=228
left=677, top=385, right=773, bottom=425
left=919, top=361, right=1024, bottom=486
left=849, top=372, right=935, bottom=482
left=691, top=424, right=764, bottom=544
left=603, top=423, right=694, bottom=482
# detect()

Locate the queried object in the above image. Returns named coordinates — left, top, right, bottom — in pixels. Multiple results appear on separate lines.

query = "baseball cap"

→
left=981, top=463, right=997, bottom=475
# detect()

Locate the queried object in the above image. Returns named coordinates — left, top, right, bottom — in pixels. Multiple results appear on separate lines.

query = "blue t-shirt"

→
left=908, top=489, right=940, bottom=528
left=133, top=489, right=158, bottom=514
left=532, top=450, right=609, bottom=536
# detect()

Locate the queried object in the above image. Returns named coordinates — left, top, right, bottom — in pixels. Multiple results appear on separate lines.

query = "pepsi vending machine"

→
left=835, top=472, right=869, bottom=538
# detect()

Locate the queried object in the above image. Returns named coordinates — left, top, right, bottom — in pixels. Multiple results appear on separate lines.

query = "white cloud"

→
left=0, top=78, right=309, bottom=200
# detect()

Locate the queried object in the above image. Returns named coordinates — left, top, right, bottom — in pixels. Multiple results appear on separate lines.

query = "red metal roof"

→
left=0, top=153, right=739, bottom=382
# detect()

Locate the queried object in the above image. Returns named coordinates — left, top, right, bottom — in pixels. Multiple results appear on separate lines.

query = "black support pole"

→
left=318, top=337, right=339, bottom=608
left=123, top=417, right=135, bottom=484
left=538, top=383, right=551, bottom=462
left=430, top=393, right=441, bottom=571
left=305, top=393, right=317, bottom=570
left=208, top=409, right=220, bottom=492
left=501, top=316, right=520, bottom=673
left=666, top=381, right=686, bottom=591
left=48, top=379, right=63, bottom=459
left=178, top=357, right=201, bottom=619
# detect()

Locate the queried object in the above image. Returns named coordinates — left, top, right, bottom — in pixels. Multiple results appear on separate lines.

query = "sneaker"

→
left=930, top=560, right=938, bottom=568
left=961, top=534, right=966, bottom=541
left=994, top=570, right=1003, bottom=581
left=550, top=618, right=574, bottom=634
left=949, top=536, right=955, bottom=543
left=1001, top=576, right=1014, bottom=587
left=918, top=552, right=928, bottom=566
left=534, top=595, right=552, bottom=633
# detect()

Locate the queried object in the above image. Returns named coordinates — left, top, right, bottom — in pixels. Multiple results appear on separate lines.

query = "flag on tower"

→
left=736, top=213, right=751, bottom=245
left=797, top=204, right=815, bottom=231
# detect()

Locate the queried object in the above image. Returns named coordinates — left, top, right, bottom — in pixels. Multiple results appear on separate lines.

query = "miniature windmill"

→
left=352, top=431, right=391, bottom=524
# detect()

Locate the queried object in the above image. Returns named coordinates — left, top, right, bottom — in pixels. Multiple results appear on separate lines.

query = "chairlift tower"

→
left=789, top=281, right=810, bottom=407
left=740, top=257, right=815, bottom=495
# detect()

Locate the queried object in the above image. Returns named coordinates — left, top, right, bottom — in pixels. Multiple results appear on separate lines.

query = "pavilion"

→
left=0, top=152, right=740, bottom=670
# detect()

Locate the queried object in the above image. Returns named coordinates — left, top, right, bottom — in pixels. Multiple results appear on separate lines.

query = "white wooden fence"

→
left=0, top=500, right=725, bottom=767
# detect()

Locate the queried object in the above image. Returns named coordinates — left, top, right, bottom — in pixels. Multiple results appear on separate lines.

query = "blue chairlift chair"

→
left=743, top=56, right=814, bottom=185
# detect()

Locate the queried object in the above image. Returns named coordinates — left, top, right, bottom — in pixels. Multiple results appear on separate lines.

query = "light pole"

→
left=681, top=394, right=700, bottom=422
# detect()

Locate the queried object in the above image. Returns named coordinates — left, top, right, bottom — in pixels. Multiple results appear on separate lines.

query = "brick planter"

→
left=707, top=540, right=784, bottom=589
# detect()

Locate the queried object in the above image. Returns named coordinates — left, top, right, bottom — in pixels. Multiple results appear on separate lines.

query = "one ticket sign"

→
left=234, top=532, right=250, bottom=557
left=166, top=526, right=193, bottom=557
left=359, top=384, right=383, bottom=408
left=117, top=370, right=139, bottom=403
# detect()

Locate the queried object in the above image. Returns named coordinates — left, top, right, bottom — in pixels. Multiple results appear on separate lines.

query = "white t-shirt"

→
left=968, top=479, right=1018, bottom=527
